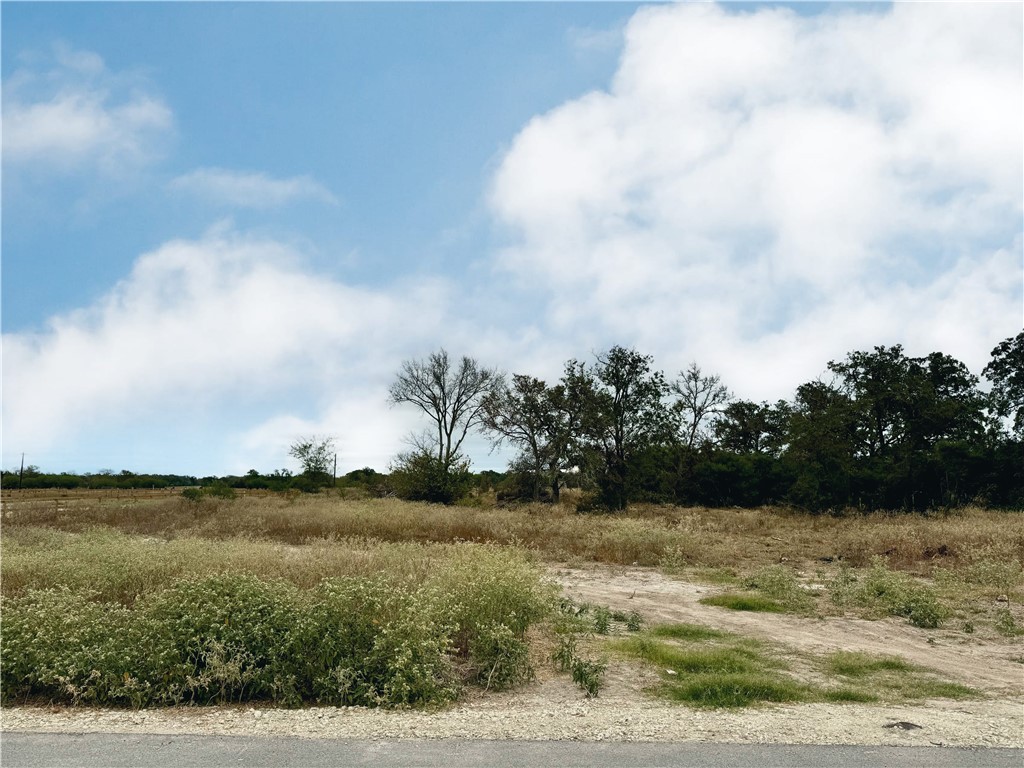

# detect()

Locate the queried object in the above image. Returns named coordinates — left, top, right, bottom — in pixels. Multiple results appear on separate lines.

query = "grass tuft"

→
left=699, top=593, right=787, bottom=613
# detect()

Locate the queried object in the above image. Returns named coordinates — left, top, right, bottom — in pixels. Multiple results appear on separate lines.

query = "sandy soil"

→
left=553, top=564, right=1024, bottom=695
left=3, top=564, right=1022, bottom=747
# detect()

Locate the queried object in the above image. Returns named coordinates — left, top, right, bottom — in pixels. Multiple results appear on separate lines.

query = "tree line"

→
left=386, top=333, right=1023, bottom=512
left=6, top=332, right=1020, bottom=512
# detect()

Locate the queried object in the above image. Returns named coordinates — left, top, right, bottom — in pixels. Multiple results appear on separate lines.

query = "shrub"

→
left=828, top=558, right=948, bottom=628
left=742, top=565, right=815, bottom=612
left=0, top=548, right=552, bottom=709
left=180, top=487, right=204, bottom=505
left=570, top=657, right=606, bottom=697
left=390, top=450, right=473, bottom=505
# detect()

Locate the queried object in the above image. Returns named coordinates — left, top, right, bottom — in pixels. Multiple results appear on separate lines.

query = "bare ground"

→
left=553, top=564, right=1024, bottom=695
left=3, top=564, right=1022, bottom=747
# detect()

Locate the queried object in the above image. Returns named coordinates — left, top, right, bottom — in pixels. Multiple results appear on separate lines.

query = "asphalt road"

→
left=2, top=734, right=1022, bottom=768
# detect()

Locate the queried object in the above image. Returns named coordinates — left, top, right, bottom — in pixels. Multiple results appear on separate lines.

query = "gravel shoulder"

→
left=4, top=564, right=1022, bottom=748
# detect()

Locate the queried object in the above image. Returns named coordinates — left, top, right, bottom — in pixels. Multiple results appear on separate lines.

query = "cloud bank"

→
left=2, top=227, right=448, bottom=470
left=491, top=2, right=1022, bottom=398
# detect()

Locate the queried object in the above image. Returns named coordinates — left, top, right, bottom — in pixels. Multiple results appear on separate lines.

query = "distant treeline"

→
left=385, top=333, right=1024, bottom=512
left=0, top=467, right=376, bottom=494
left=468, top=334, right=1024, bottom=513
left=4, top=332, right=1022, bottom=513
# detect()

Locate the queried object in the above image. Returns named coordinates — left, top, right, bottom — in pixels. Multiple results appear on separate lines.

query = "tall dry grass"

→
left=3, top=491, right=1022, bottom=575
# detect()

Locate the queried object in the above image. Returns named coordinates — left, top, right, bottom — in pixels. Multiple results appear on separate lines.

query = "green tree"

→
left=480, top=375, right=579, bottom=502
left=983, top=331, right=1024, bottom=437
left=566, top=346, right=675, bottom=510
left=288, top=435, right=335, bottom=488
left=714, top=400, right=791, bottom=456
left=784, top=380, right=858, bottom=511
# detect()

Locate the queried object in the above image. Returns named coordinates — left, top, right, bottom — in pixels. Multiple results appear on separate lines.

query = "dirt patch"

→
left=552, top=563, right=1024, bottom=695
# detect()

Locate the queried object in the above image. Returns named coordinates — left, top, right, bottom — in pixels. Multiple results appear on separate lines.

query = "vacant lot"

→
left=2, top=490, right=1022, bottom=745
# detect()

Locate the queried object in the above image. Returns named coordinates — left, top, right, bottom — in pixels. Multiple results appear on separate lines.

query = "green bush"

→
left=828, top=558, right=948, bottom=629
left=570, top=657, right=606, bottom=697
left=180, top=487, right=204, bottom=505
left=0, top=550, right=552, bottom=709
left=298, top=578, right=458, bottom=706
left=389, top=450, right=473, bottom=505
left=742, top=565, right=816, bottom=612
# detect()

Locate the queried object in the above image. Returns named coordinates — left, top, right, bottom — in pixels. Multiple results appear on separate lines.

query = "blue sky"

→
left=3, top=2, right=1022, bottom=476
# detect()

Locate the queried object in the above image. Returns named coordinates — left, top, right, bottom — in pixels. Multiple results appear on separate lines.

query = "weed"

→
left=0, top=544, right=552, bottom=708
left=742, top=565, right=816, bottom=613
left=592, top=606, right=612, bottom=635
left=551, top=628, right=605, bottom=697
left=995, top=608, right=1023, bottom=637
left=699, top=593, right=787, bottom=613
left=570, top=657, right=606, bottom=698
left=827, top=558, right=948, bottom=628
left=552, top=634, right=579, bottom=673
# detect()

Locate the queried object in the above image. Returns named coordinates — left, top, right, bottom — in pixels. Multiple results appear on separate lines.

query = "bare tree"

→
left=672, top=362, right=731, bottom=448
left=388, top=349, right=504, bottom=471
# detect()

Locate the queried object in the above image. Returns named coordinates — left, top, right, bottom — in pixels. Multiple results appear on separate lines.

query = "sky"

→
left=2, top=1, right=1022, bottom=477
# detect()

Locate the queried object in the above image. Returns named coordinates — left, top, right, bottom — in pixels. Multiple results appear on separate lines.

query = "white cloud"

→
left=2, top=44, right=173, bottom=173
left=1, top=227, right=451, bottom=463
left=169, top=167, right=339, bottom=209
left=490, top=2, right=1023, bottom=400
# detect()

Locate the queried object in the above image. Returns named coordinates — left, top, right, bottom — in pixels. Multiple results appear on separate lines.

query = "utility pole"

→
left=18, top=453, right=25, bottom=490
left=333, top=453, right=338, bottom=487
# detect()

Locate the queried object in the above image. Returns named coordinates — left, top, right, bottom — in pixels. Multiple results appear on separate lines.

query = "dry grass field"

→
left=2, top=488, right=1022, bottom=712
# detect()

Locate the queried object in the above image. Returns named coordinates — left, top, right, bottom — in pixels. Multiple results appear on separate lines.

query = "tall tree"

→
left=480, top=375, right=578, bottom=502
left=388, top=349, right=504, bottom=471
left=672, top=363, right=732, bottom=448
left=289, top=435, right=336, bottom=486
left=784, top=380, right=858, bottom=510
left=827, top=345, right=916, bottom=459
left=714, top=400, right=791, bottom=456
left=984, top=331, right=1024, bottom=438
left=568, top=346, right=675, bottom=510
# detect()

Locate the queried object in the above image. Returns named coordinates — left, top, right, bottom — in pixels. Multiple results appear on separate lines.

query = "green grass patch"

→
left=741, top=565, right=818, bottom=613
left=659, top=674, right=807, bottom=708
left=819, top=651, right=976, bottom=702
left=618, top=637, right=767, bottom=675
left=614, top=623, right=797, bottom=708
left=699, top=593, right=787, bottom=613
left=615, top=623, right=977, bottom=709
left=825, top=651, right=913, bottom=677
left=822, top=687, right=879, bottom=703
left=649, top=623, right=729, bottom=642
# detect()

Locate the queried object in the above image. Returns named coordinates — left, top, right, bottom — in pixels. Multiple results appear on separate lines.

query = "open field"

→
left=2, top=490, right=1022, bottom=745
